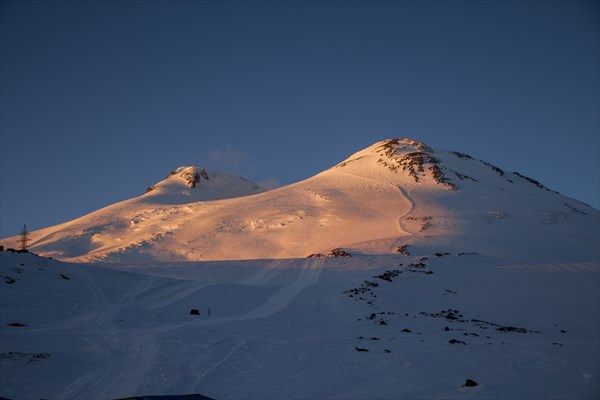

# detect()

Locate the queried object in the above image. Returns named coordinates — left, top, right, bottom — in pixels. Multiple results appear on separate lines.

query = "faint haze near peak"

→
left=0, top=0, right=598, bottom=237
left=210, top=145, right=248, bottom=169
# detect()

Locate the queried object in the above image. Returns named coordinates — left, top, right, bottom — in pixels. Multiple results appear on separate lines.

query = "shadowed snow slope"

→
left=0, top=251, right=598, bottom=399
left=1, top=138, right=598, bottom=263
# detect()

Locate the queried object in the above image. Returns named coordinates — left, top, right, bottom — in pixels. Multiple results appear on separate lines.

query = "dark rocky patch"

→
left=393, top=151, right=441, bottom=179
left=310, top=248, right=352, bottom=258
left=450, top=151, right=474, bottom=160
left=396, top=244, right=410, bottom=256
left=497, top=326, right=527, bottom=333
left=307, top=253, right=325, bottom=258
left=181, top=170, right=201, bottom=188
left=401, top=328, right=412, bottom=333
left=409, top=262, right=427, bottom=268
left=7, top=322, right=26, bottom=327
left=374, top=140, right=456, bottom=189
left=471, top=319, right=500, bottom=329
left=3, top=276, right=15, bottom=284
left=0, top=352, right=50, bottom=363
left=448, top=339, right=466, bottom=345
left=454, top=171, right=478, bottom=182
left=434, top=252, right=450, bottom=257
left=355, top=347, right=369, bottom=352
left=481, top=160, right=505, bottom=176
left=6, top=249, right=29, bottom=254
left=464, top=379, right=478, bottom=387
left=328, top=248, right=352, bottom=257
left=420, top=309, right=465, bottom=322
left=404, top=216, right=432, bottom=222
left=59, top=273, right=70, bottom=280
left=430, top=165, right=457, bottom=190
left=513, top=172, right=551, bottom=191
left=189, top=309, right=200, bottom=316
left=408, top=269, right=433, bottom=275
left=404, top=216, right=433, bottom=231
left=344, top=278, right=381, bottom=302
left=199, top=169, right=210, bottom=180
left=374, top=269, right=401, bottom=282
left=471, top=319, right=537, bottom=333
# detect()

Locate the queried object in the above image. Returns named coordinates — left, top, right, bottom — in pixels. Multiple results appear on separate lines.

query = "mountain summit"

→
left=1, top=138, right=598, bottom=263
left=143, top=166, right=264, bottom=203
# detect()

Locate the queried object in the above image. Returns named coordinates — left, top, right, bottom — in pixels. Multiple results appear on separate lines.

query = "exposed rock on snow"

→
left=396, top=245, right=410, bottom=256
left=464, top=379, right=478, bottom=387
left=179, top=168, right=201, bottom=188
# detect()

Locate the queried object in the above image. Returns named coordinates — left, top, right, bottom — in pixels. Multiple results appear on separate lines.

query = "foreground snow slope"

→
left=1, top=139, right=598, bottom=263
left=1, top=250, right=598, bottom=399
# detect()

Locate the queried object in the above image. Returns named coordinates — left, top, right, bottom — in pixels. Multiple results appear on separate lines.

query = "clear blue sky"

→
left=1, top=0, right=598, bottom=237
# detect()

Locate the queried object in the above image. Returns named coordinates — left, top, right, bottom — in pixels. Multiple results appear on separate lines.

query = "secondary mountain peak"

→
left=143, top=166, right=263, bottom=203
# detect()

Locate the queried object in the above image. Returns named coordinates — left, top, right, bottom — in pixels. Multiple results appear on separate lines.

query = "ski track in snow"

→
left=396, top=185, right=416, bottom=236
left=189, top=335, right=248, bottom=392
left=57, top=264, right=161, bottom=400
left=57, top=258, right=325, bottom=399
left=237, top=257, right=324, bottom=321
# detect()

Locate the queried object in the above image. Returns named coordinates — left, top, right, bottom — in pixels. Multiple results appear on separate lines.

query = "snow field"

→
left=1, top=251, right=598, bottom=399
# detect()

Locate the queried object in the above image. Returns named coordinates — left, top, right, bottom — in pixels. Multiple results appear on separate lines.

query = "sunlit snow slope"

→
left=1, top=139, right=598, bottom=262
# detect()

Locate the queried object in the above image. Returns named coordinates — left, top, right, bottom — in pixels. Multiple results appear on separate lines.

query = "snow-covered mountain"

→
left=1, top=138, right=598, bottom=400
left=1, top=138, right=598, bottom=263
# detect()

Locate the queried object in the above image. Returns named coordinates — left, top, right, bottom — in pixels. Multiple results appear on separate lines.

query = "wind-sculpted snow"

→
left=0, top=138, right=598, bottom=263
